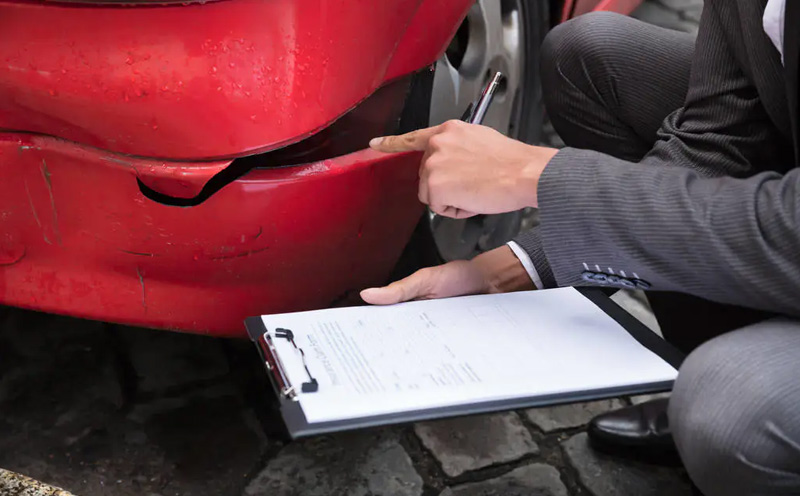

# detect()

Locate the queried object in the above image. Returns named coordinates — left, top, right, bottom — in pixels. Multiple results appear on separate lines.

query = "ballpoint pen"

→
left=460, top=71, right=504, bottom=124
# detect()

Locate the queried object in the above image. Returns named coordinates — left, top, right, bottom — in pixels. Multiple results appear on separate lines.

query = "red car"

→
left=0, top=0, right=641, bottom=337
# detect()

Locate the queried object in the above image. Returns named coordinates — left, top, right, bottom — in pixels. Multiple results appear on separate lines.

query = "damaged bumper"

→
left=0, top=133, right=424, bottom=336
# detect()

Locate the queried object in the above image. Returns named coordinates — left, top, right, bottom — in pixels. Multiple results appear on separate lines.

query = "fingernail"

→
left=360, top=288, right=380, bottom=304
left=369, top=137, right=383, bottom=148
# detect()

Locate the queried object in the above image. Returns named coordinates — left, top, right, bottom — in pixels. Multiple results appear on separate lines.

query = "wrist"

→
left=519, top=146, right=557, bottom=208
left=471, top=246, right=535, bottom=294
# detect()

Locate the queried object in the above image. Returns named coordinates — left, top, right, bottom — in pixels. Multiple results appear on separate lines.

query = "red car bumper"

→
left=0, top=132, right=424, bottom=337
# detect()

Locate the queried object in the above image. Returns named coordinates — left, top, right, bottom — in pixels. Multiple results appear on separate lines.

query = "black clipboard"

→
left=245, top=288, right=684, bottom=439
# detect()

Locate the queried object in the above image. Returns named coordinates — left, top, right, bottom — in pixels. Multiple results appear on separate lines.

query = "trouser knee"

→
left=540, top=11, right=630, bottom=113
left=668, top=322, right=800, bottom=496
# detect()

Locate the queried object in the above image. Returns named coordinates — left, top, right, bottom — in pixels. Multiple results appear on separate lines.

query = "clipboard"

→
left=245, top=288, right=684, bottom=439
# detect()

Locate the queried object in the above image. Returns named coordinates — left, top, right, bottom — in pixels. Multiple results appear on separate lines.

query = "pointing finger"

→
left=369, top=125, right=441, bottom=153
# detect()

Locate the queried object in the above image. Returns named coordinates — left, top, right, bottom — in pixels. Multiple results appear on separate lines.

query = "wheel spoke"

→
left=429, top=57, right=484, bottom=127
left=478, top=0, right=504, bottom=66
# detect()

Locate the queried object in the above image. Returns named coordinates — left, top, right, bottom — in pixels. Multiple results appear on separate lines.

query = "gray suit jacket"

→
left=515, top=0, right=800, bottom=317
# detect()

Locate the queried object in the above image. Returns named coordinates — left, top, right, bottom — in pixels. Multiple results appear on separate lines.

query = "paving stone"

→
left=0, top=382, right=268, bottom=496
left=114, top=325, right=230, bottom=394
left=440, top=463, right=568, bottom=496
left=0, top=468, right=76, bottom=496
left=609, top=290, right=662, bottom=336
left=0, top=310, right=124, bottom=431
left=525, top=399, right=625, bottom=432
left=414, top=413, right=539, bottom=478
left=630, top=392, right=671, bottom=405
left=244, top=431, right=422, bottom=496
left=562, top=433, right=693, bottom=496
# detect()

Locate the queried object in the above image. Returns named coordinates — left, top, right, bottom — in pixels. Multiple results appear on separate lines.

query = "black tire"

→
left=514, top=0, right=550, bottom=146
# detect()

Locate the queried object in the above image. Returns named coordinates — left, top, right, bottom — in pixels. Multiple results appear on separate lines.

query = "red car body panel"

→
left=0, top=0, right=641, bottom=337
left=0, top=0, right=471, bottom=159
left=0, top=133, right=424, bottom=337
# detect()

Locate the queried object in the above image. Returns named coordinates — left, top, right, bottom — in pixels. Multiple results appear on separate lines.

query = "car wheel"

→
left=428, top=0, right=549, bottom=261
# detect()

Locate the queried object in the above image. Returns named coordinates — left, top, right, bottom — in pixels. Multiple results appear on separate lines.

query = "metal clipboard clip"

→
left=257, top=327, right=319, bottom=401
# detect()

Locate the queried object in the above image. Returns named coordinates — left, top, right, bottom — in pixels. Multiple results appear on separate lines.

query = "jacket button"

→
left=619, top=278, right=636, bottom=289
left=581, top=271, right=596, bottom=282
left=633, top=279, right=651, bottom=290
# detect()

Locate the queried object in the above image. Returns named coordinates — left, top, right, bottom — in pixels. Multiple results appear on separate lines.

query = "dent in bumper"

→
left=0, top=134, right=424, bottom=336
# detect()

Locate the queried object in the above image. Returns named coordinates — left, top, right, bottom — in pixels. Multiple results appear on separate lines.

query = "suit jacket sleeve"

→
left=512, top=0, right=800, bottom=316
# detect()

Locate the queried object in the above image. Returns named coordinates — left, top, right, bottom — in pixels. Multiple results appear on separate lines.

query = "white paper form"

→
left=261, top=288, right=676, bottom=424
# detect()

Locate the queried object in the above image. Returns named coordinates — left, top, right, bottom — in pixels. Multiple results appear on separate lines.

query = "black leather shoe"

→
left=587, top=398, right=682, bottom=466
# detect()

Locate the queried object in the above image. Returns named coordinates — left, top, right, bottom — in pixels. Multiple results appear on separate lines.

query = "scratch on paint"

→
left=0, top=247, right=26, bottom=267
left=40, top=160, right=61, bottom=245
left=120, top=249, right=156, bottom=257
left=209, top=246, right=269, bottom=260
left=136, top=266, right=147, bottom=311
left=24, top=179, right=51, bottom=245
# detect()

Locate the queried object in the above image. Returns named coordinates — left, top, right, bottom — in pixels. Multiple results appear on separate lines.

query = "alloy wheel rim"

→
left=428, top=0, right=526, bottom=261
left=430, top=0, right=524, bottom=137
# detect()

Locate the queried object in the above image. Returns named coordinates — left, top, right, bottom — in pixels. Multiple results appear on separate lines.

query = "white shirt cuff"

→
left=506, top=241, right=543, bottom=290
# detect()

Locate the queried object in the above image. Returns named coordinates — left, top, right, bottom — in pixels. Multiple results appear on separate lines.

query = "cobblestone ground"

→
left=1, top=2, right=701, bottom=495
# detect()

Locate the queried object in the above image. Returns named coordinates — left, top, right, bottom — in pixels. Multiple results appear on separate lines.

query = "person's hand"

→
left=360, top=245, right=534, bottom=305
left=370, top=120, right=558, bottom=218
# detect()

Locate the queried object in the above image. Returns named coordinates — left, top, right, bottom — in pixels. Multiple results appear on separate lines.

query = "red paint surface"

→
left=0, top=134, right=424, bottom=336
left=0, top=0, right=472, bottom=160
